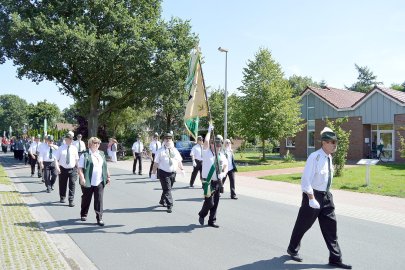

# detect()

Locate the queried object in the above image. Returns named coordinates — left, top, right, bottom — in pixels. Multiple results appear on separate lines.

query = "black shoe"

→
left=231, top=196, right=238, bottom=200
left=69, top=201, right=75, bottom=207
left=167, top=207, right=172, bottom=213
left=138, top=172, right=142, bottom=175
left=133, top=171, right=136, bottom=174
left=190, top=185, right=194, bottom=188
left=97, top=220, right=105, bottom=226
left=60, top=198, right=66, bottom=203
left=81, top=216, right=87, bottom=221
left=38, top=175, right=42, bottom=178
left=329, top=261, right=352, bottom=269
left=287, top=249, right=303, bottom=262
left=46, top=189, right=51, bottom=193
left=198, top=216, right=204, bottom=225
left=51, top=186, right=54, bottom=190
left=41, top=179, right=45, bottom=183
left=159, top=200, right=165, bottom=207
left=31, top=174, right=34, bottom=177
left=208, top=222, right=220, bottom=228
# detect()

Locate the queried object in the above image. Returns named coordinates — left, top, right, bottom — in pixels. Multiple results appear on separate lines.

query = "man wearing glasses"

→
left=286, top=127, right=352, bottom=269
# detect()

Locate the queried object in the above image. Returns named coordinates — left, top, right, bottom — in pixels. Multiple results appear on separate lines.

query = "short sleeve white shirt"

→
left=55, top=144, right=79, bottom=169
left=154, top=146, right=182, bottom=173
left=202, top=149, right=227, bottom=181
left=149, top=140, right=161, bottom=154
left=190, top=144, right=203, bottom=161
left=78, top=150, right=104, bottom=186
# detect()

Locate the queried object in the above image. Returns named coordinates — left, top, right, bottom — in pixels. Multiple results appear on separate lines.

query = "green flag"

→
left=184, top=48, right=208, bottom=140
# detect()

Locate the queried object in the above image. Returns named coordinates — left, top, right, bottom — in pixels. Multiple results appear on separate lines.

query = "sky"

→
left=1, top=0, right=404, bottom=110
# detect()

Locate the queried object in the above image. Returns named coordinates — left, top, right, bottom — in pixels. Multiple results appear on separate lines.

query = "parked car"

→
left=175, top=141, right=194, bottom=161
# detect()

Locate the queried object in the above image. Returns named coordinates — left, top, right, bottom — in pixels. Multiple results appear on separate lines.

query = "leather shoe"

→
left=167, top=207, right=172, bottom=213
left=208, top=222, right=220, bottom=228
left=97, top=220, right=105, bottom=226
left=60, top=198, right=65, bottom=203
left=69, top=201, right=75, bottom=207
left=231, top=196, right=238, bottom=200
left=329, top=261, right=352, bottom=269
left=46, top=189, right=51, bottom=193
left=80, top=216, right=87, bottom=221
left=287, top=249, right=303, bottom=262
left=198, top=216, right=204, bottom=225
left=159, top=200, right=165, bottom=207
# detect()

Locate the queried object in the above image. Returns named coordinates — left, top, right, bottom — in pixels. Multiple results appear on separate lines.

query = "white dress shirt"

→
left=38, top=144, right=59, bottom=162
left=301, top=148, right=334, bottom=194
left=201, top=149, right=227, bottom=181
left=28, top=141, right=42, bottom=155
left=149, top=140, right=161, bottom=154
left=224, top=149, right=234, bottom=172
left=190, top=144, right=203, bottom=161
left=132, top=141, right=144, bottom=153
left=55, top=144, right=79, bottom=169
left=154, top=146, right=182, bottom=173
left=78, top=150, right=103, bottom=186
left=73, top=140, right=86, bottom=152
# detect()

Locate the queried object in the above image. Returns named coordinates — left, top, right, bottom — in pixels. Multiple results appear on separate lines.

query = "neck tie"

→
left=36, top=144, right=38, bottom=153
left=200, top=144, right=203, bottom=159
left=78, top=142, right=81, bottom=152
left=66, top=145, right=70, bottom=165
left=155, top=142, right=158, bottom=152
left=327, top=157, right=332, bottom=192
left=49, top=147, right=52, bottom=159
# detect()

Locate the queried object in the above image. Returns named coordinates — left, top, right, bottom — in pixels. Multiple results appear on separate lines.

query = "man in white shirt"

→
left=223, top=139, right=238, bottom=199
left=150, top=132, right=185, bottom=213
left=28, top=134, right=42, bottom=178
left=38, top=135, right=59, bottom=193
left=55, top=133, right=79, bottom=207
left=198, top=125, right=227, bottom=228
left=148, top=133, right=161, bottom=178
left=189, top=135, right=203, bottom=187
left=132, top=135, right=144, bottom=175
left=73, top=134, right=86, bottom=156
left=287, top=127, right=352, bottom=269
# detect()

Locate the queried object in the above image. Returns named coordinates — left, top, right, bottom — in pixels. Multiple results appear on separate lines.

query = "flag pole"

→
left=199, top=55, right=222, bottom=184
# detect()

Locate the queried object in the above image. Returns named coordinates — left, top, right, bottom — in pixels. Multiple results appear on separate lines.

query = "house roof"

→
left=302, top=85, right=405, bottom=110
left=54, top=122, right=76, bottom=131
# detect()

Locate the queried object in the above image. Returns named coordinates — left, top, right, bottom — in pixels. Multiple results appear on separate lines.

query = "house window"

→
left=286, top=137, right=296, bottom=148
left=308, top=130, right=315, bottom=147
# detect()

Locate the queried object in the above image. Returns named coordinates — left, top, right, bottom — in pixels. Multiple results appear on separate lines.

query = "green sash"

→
left=202, top=154, right=220, bottom=198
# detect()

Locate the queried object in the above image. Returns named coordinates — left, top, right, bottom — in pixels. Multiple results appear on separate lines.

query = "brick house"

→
left=280, top=86, right=405, bottom=162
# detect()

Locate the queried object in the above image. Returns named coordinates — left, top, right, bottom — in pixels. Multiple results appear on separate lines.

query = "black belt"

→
left=313, top=189, right=328, bottom=195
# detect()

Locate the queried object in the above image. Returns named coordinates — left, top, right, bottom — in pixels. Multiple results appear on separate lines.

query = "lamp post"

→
left=218, top=46, right=228, bottom=141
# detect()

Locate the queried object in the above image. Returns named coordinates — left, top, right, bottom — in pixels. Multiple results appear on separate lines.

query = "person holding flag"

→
left=198, top=125, right=227, bottom=228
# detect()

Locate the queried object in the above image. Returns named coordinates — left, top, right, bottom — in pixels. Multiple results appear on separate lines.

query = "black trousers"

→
left=223, top=169, right=236, bottom=198
left=80, top=182, right=105, bottom=221
left=199, top=180, right=220, bottom=224
left=1, top=145, right=7, bottom=153
left=15, top=150, right=24, bottom=161
left=133, top=153, right=142, bottom=173
left=288, top=191, right=342, bottom=263
left=30, top=155, right=42, bottom=176
left=189, top=160, right=202, bottom=186
left=59, top=166, right=77, bottom=202
left=158, top=169, right=176, bottom=207
left=43, top=161, right=58, bottom=190
left=149, top=153, right=155, bottom=177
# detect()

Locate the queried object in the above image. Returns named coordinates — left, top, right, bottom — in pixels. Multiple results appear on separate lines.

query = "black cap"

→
left=46, top=135, right=54, bottom=141
left=64, top=133, right=73, bottom=139
left=321, top=131, right=338, bottom=141
left=164, top=132, right=173, bottom=138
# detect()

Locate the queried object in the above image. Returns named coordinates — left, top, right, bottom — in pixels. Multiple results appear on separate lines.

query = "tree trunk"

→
left=88, top=92, right=99, bottom=137
left=262, top=138, right=266, bottom=160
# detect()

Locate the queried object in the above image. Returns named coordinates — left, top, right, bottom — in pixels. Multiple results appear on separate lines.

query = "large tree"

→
left=238, top=48, right=303, bottom=159
left=0, top=0, right=196, bottom=136
left=0, top=94, right=29, bottom=135
left=346, top=64, right=382, bottom=93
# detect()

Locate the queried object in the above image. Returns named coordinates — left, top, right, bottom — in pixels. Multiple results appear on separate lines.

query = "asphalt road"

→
left=4, top=155, right=405, bottom=270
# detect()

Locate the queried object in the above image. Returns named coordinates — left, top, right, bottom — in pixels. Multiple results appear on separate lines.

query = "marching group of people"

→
left=1, top=124, right=352, bottom=268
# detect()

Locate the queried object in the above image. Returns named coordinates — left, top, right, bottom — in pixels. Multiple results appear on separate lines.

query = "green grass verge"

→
left=261, top=163, right=405, bottom=198
left=0, top=165, right=67, bottom=269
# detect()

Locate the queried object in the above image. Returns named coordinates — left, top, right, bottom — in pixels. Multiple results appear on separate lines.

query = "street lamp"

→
left=218, top=46, right=228, bottom=141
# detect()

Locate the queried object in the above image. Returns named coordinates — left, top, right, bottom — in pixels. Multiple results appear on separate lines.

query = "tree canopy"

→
left=0, top=94, right=28, bottom=135
left=0, top=0, right=196, bottom=136
left=238, top=48, right=303, bottom=159
left=346, top=64, right=382, bottom=93
left=288, top=75, right=320, bottom=97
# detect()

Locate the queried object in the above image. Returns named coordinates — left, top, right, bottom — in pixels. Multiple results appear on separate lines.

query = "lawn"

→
left=234, top=151, right=306, bottom=172
left=261, top=163, right=405, bottom=198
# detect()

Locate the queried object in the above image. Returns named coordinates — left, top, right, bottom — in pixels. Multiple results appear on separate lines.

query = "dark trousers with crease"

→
left=133, top=153, right=142, bottom=173
left=199, top=180, right=220, bottom=224
left=158, top=169, right=176, bottom=207
left=59, top=166, right=77, bottom=202
left=80, top=182, right=104, bottom=221
left=30, top=155, right=42, bottom=176
left=149, top=153, right=155, bottom=177
left=288, top=190, right=342, bottom=263
left=189, top=160, right=202, bottom=186
left=223, top=170, right=236, bottom=198
left=43, top=161, right=57, bottom=190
